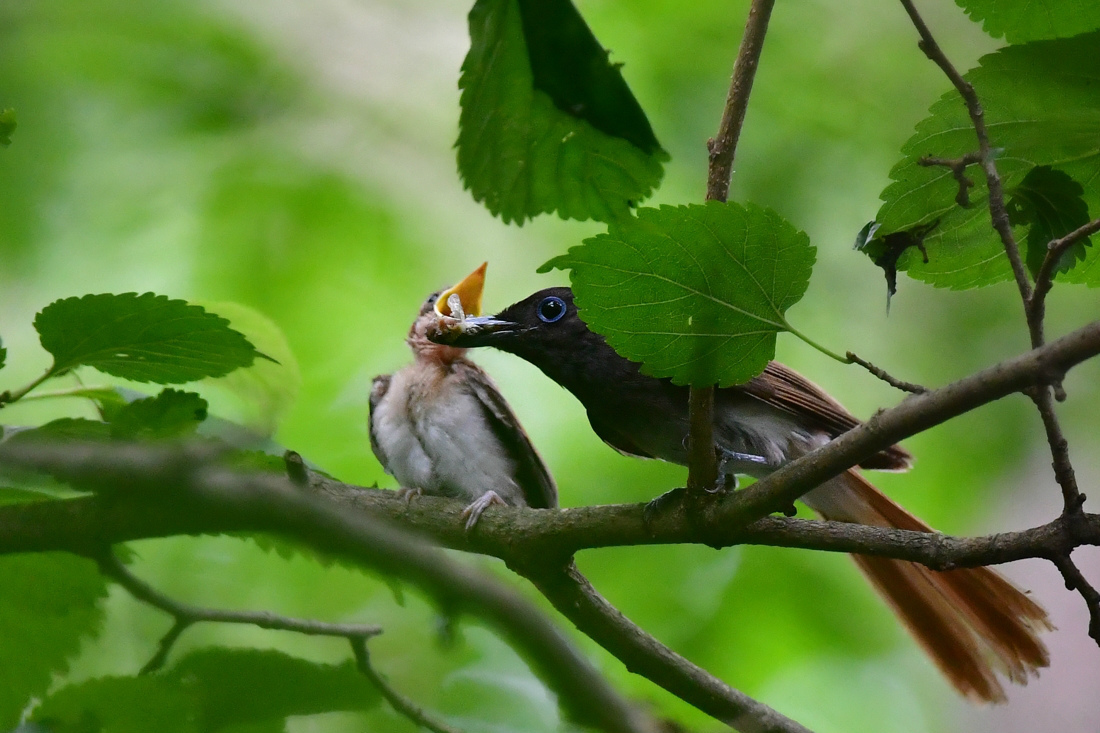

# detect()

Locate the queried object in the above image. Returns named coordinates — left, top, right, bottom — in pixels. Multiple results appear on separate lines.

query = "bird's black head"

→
left=431, top=287, right=627, bottom=392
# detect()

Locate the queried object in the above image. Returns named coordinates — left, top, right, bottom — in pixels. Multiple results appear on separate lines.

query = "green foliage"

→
left=457, top=0, right=666, bottom=224
left=0, top=554, right=108, bottom=729
left=542, top=201, right=815, bottom=386
left=872, top=31, right=1100, bottom=289
left=34, top=293, right=265, bottom=384
left=955, top=0, right=1100, bottom=42
left=107, top=389, right=208, bottom=441
left=0, top=337, right=6, bottom=371
left=0, top=109, right=14, bottom=147
left=1007, top=166, right=1094, bottom=278
left=32, top=648, right=382, bottom=733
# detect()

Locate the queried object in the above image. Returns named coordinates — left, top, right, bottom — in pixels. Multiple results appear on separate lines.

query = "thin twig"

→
left=897, top=0, right=1033, bottom=312
left=846, top=352, right=928, bottom=394
left=1030, top=217, right=1100, bottom=327
left=94, top=549, right=383, bottom=673
left=1050, top=555, right=1100, bottom=646
left=350, top=637, right=462, bottom=733
left=689, top=0, right=777, bottom=496
left=919, top=152, right=981, bottom=207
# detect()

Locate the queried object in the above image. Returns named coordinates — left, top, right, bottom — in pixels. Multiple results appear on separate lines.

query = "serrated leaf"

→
left=7, top=417, right=112, bottom=444
left=0, top=109, right=14, bottom=147
left=0, top=554, right=108, bottom=729
left=458, top=0, right=667, bottom=225
left=109, top=389, right=208, bottom=441
left=1006, top=166, right=1093, bottom=278
left=33, top=649, right=381, bottom=733
left=955, top=0, right=1100, bottom=43
left=874, top=32, right=1100, bottom=289
left=34, top=293, right=264, bottom=384
left=541, top=201, right=814, bottom=386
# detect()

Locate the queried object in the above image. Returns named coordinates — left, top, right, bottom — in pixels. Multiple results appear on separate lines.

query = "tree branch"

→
left=350, top=637, right=462, bottom=733
left=1030, top=217, right=1100, bottom=336
left=0, top=444, right=653, bottom=733
left=516, top=560, right=812, bottom=733
left=95, top=548, right=383, bottom=674
left=690, top=0, right=777, bottom=497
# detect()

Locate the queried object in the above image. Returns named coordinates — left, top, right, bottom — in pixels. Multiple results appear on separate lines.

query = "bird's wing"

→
left=457, top=361, right=559, bottom=509
left=585, top=409, right=658, bottom=460
left=368, top=374, right=393, bottom=475
left=738, top=361, right=913, bottom=471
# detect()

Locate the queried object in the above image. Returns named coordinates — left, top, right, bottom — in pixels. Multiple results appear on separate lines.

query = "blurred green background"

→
left=2, top=0, right=1098, bottom=731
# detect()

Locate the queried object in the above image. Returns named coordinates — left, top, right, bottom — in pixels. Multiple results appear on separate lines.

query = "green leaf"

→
left=7, top=417, right=112, bottom=444
left=108, top=389, right=209, bottom=441
left=458, top=0, right=667, bottom=224
left=1006, top=166, right=1093, bottom=278
left=874, top=32, right=1100, bottom=289
left=0, top=336, right=6, bottom=371
left=33, top=649, right=381, bottom=733
left=0, top=554, right=108, bottom=729
left=541, top=202, right=815, bottom=386
left=955, top=0, right=1100, bottom=43
left=34, top=293, right=264, bottom=384
left=0, top=109, right=14, bottom=146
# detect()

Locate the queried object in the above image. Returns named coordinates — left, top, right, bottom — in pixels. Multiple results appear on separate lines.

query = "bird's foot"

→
left=395, top=487, right=423, bottom=506
left=642, top=487, right=687, bottom=527
left=461, top=490, right=506, bottom=531
left=715, top=448, right=771, bottom=494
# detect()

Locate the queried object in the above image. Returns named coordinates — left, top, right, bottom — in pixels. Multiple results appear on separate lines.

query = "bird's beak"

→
left=437, top=315, right=520, bottom=347
left=434, top=262, right=487, bottom=319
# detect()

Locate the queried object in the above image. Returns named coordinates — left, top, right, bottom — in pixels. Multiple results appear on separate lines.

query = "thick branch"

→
left=517, top=560, right=811, bottom=733
left=0, top=444, right=652, bottom=733
left=722, top=319, right=1100, bottom=525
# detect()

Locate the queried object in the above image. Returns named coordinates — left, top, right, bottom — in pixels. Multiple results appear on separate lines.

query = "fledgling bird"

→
left=368, top=265, right=557, bottom=529
left=434, top=286, right=1051, bottom=702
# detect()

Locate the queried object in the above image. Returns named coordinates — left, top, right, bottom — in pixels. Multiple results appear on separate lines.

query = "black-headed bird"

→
left=369, top=265, right=557, bottom=529
left=433, top=286, right=1051, bottom=702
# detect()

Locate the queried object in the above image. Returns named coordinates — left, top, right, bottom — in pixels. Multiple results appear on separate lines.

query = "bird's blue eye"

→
left=536, top=296, right=566, bottom=323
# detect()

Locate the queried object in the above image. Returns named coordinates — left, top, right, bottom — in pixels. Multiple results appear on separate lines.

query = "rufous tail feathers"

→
left=803, top=470, right=1052, bottom=702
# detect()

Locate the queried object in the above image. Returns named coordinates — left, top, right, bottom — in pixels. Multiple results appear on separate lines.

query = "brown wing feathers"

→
left=742, top=361, right=913, bottom=471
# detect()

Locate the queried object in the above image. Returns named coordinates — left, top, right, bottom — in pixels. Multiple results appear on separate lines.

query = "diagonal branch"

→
left=515, top=559, right=812, bottom=733
left=350, top=637, right=462, bottom=733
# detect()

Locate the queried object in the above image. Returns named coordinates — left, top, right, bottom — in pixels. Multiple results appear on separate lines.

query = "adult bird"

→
left=368, top=265, right=557, bottom=529
left=432, top=286, right=1051, bottom=702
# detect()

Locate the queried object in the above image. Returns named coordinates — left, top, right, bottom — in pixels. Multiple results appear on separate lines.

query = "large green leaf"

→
left=1006, top=166, right=1093, bottom=278
left=457, top=0, right=667, bottom=224
left=955, top=0, right=1100, bottom=43
left=873, top=32, right=1100, bottom=290
left=0, top=554, right=108, bottom=729
left=108, top=389, right=209, bottom=441
left=33, top=648, right=382, bottom=733
left=34, top=293, right=265, bottom=384
left=541, top=201, right=815, bottom=386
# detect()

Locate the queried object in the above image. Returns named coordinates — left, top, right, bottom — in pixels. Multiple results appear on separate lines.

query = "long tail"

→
left=803, top=470, right=1052, bottom=702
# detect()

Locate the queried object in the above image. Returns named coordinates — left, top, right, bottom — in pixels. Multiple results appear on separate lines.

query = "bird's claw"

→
left=395, top=487, right=423, bottom=506
left=461, top=490, right=506, bottom=531
left=642, top=487, right=687, bottom=528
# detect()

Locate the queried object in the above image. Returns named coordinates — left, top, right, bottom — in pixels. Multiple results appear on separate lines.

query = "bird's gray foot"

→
left=716, top=448, right=770, bottom=493
left=461, top=490, right=507, bottom=531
